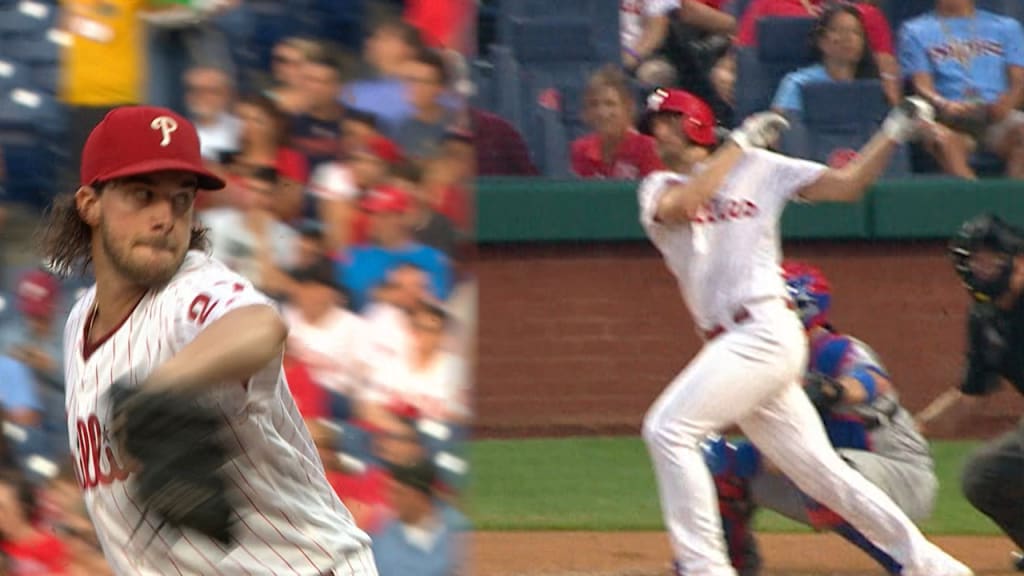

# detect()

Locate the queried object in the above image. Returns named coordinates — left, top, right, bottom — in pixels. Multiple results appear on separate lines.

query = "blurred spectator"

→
left=337, top=187, right=452, bottom=311
left=736, top=0, right=901, bottom=104
left=0, top=358, right=42, bottom=433
left=899, top=0, right=1024, bottom=179
left=200, top=171, right=300, bottom=292
left=283, top=257, right=372, bottom=402
left=0, top=410, right=18, bottom=474
left=39, top=465, right=110, bottom=576
left=404, top=0, right=477, bottom=56
left=395, top=49, right=458, bottom=162
left=290, top=51, right=347, bottom=171
left=469, top=108, right=539, bottom=176
left=59, top=0, right=148, bottom=192
left=372, top=458, right=467, bottom=576
left=367, top=302, right=471, bottom=424
left=141, top=0, right=246, bottom=114
left=5, top=270, right=64, bottom=459
left=346, top=19, right=425, bottom=135
left=621, top=0, right=681, bottom=74
left=0, top=470, right=69, bottom=576
left=710, top=48, right=737, bottom=110
left=284, top=354, right=329, bottom=421
left=267, top=38, right=325, bottom=115
left=571, top=66, right=662, bottom=180
left=294, top=220, right=330, bottom=271
left=185, top=66, right=241, bottom=162
left=344, top=109, right=384, bottom=156
left=422, top=148, right=472, bottom=233
left=395, top=162, right=458, bottom=258
left=363, top=264, right=430, bottom=381
left=215, top=94, right=308, bottom=215
left=311, top=135, right=402, bottom=255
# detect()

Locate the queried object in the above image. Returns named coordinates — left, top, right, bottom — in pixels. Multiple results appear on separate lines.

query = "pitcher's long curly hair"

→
left=38, top=182, right=209, bottom=278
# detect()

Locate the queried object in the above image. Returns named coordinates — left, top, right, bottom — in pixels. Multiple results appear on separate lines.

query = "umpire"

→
left=917, top=213, right=1024, bottom=571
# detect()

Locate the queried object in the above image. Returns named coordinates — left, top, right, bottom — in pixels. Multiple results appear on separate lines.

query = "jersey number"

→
left=75, top=414, right=131, bottom=490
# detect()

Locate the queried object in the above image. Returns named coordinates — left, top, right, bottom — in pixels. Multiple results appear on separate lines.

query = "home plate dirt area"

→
left=471, top=532, right=1019, bottom=576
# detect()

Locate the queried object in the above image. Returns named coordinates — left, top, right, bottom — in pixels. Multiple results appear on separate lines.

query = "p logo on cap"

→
left=79, top=105, right=225, bottom=190
left=150, top=116, right=179, bottom=147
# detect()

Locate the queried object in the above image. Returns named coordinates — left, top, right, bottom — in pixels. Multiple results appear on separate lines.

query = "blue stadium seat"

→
left=7, top=36, right=60, bottom=66
left=469, top=58, right=495, bottom=112
left=0, top=59, right=32, bottom=92
left=0, top=3, right=56, bottom=40
left=757, top=16, right=815, bottom=64
left=977, top=0, right=1024, bottom=20
left=310, top=0, right=364, bottom=53
left=734, top=18, right=815, bottom=122
left=497, top=0, right=619, bottom=65
left=796, top=80, right=910, bottom=178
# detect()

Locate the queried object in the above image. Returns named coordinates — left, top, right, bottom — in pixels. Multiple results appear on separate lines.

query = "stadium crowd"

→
left=473, top=0, right=1024, bottom=180
left=0, top=0, right=474, bottom=574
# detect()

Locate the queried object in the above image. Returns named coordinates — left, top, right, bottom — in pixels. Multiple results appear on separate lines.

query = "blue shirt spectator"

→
left=372, top=503, right=467, bottom=576
left=0, top=356, right=42, bottom=415
left=335, top=187, right=452, bottom=311
left=773, top=64, right=834, bottom=114
left=338, top=243, right=451, bottom=312
left=345, top=78, right=413, bottom=137
left=899, top=8, right=1024, bottom=103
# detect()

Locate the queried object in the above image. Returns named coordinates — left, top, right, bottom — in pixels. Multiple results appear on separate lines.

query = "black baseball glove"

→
left=108, top=380, right=236, bottom=547
left=804, top=371, right=846, bottom=413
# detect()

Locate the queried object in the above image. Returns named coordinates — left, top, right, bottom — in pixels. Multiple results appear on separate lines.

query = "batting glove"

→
left=729, top=112, right=790, bottom=151
left=882, top=96, right=935, bottom=143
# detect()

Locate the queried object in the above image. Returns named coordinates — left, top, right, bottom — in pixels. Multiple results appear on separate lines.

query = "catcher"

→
left=917, top=213, right=1024, bottom=572
left=41, top=106, right=377, bottom=575
left=703, top=262, right=936, bottom=576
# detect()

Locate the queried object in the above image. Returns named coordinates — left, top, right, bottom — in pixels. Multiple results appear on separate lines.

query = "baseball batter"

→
left=39, top=106, right=377, bottom=575
left=704, top=262, right=936, bottom=576
left=637, top=88, right=972, bottom=576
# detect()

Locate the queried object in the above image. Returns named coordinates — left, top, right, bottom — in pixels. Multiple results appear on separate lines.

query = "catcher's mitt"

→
left=804, top=371, right=845, bottom=413
left=109, top=380, right=236, bottom=547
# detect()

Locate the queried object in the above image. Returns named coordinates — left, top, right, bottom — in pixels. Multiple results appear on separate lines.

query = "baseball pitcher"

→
left=40, top=106, right=377, bottom=575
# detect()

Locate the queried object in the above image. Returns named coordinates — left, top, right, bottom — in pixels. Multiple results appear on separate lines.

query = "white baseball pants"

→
left=642, top=299, right=970, bottom=576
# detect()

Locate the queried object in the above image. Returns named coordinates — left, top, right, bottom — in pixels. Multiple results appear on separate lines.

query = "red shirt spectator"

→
left=571, top=130, right=662, bottom=179
left=470, top=108, right=539, bottom=176
left=327, top=468, right=392, bottom=534
left=404, top=0, right=476, bottom=55
left=1, top=532, right=69, bottom=575
left=572, top=65, right=663, bottom=180
left=736, top=0, right=893, bottom=55
left=284, top=356, right=327, bottom=419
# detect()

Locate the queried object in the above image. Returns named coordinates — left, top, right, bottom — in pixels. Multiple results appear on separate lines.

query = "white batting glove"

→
left=882, top=96, right=935, bottom=143
left=729, top=112, right=790, bottom=151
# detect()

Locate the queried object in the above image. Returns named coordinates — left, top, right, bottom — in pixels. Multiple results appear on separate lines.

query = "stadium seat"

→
left=0, top=2, right=56, bottom=40
left=0, top=59, right=32, bottom=93
left=757, top=17, right=815, bottom=64
left=977, top=0, right=1024, bottom=20
left=797, top=80, right=910, bottom=178
left=497, top=0, right=619, bottom=65
left=469, top=58, right=495, bottom=112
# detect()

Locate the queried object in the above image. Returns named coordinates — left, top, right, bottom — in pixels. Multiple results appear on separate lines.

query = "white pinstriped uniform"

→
left=637, top=150, right=972, bottom=576
left=64, top=251, right=377, bottom=576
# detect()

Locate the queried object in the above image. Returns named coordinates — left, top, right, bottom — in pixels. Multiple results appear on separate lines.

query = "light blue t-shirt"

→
left=898, top=9, right=1024, bottom=103
left=0, top=355, right=41, bottom=412
left=772, top=64, right=833, bottom=114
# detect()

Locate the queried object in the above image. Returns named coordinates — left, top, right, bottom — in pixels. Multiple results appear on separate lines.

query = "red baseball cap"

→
left=80, top=106, right=225, bottom=190
left=17, top=269, right=59, bottom=318
left=361, top=186, right=411, bottom=213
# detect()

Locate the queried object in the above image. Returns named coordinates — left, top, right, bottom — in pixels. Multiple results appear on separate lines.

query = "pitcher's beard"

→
left=101, top=225, right=184, bottom=288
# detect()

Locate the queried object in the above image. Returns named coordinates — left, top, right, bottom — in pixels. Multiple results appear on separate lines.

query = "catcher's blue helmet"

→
left=782, top=261, right=831, bottom=329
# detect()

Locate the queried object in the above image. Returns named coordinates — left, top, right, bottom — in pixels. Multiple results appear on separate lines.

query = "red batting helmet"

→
left=646, top=88, right=717, bottom=147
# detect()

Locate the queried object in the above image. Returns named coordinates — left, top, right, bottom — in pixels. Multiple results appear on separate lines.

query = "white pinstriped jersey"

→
left=63, top=251, right=373, bottom=576
left=637, top=150, right=827, bottom=332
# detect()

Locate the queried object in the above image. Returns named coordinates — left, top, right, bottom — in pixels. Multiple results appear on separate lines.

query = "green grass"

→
left=466, top=437, right=1002, bottom=535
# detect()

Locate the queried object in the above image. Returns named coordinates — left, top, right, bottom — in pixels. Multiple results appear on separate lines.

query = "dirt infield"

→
left=471, top=532, right=1021, bottom=575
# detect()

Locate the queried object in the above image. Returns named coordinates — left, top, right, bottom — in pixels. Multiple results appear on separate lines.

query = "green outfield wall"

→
left=477, top=177, right=1024, bottom=242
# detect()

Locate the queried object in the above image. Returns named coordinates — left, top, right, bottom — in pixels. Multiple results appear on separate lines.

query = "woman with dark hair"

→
left=204, top=94, right=309, bottom=220
left=771, top=4, right=889, bottom=116
left=0, top=469, right=69, bottom=575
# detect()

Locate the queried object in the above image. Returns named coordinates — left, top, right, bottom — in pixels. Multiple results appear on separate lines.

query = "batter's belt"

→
left=702, top=297, right=796, bottom=341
